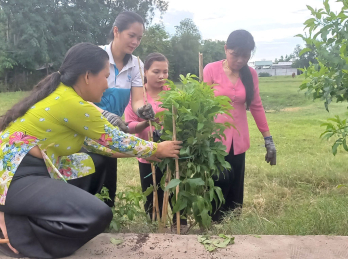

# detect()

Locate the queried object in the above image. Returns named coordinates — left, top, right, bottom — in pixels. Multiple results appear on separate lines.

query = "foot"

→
left=0, top=212, right=19, bottom=254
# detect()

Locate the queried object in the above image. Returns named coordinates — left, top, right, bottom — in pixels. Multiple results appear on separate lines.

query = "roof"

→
left=274, top=62, right=293, bottom=66
left=255, top=61, right=273, bottom=66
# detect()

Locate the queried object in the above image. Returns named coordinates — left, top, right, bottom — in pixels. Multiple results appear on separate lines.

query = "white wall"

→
left=256, top=68, right=297, bottom=76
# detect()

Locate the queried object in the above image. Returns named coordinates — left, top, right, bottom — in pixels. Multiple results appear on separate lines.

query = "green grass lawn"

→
left=1, top=76, right=348, bottom=235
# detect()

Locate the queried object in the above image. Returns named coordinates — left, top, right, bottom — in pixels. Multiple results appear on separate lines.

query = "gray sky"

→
left=153, top=0, right=342, bottom=62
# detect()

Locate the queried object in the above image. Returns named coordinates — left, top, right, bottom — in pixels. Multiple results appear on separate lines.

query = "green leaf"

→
left=172, top=195, right=187, bottom=213
left=324, top=0, right=330, bottom=13
left=306, top=5, right=315, bottom=15
left=110, top=221, right=119, bottom=231
left=110, top=238, right=123, bottom=245
left=186, top=178, right=205, bottom=188
left=197, top=123, right=204, bottom=131
left=164, top=179, right=181, bottom=191
left=299, top=48, right=312, bottom=57
left=143, top=185, right=153, bottom=197
left=213, top=237, right=231, bottom=248
left=343, top=139, right=348, bottom=151
left=198, top=235, right=210, bottom=243
left=304, top=18, right=316, bottom=27
left=332, top=142, right=340, bottom=156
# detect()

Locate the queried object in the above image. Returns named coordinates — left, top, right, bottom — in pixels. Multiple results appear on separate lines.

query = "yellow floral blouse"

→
left=0, top=84, right=157, bottom=205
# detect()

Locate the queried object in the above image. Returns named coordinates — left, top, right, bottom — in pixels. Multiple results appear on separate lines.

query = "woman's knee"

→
left=90, top=202, right=113, bottom=233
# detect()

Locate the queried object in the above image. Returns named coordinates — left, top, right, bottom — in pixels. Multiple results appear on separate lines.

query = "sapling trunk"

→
left=160, top=166, right=171, bottom=232
left=172, top=105, right=180, bottom=234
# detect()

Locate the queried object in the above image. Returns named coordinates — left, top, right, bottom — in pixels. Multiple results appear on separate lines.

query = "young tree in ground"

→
left=156, top=74, right=233, bottom=228
left=297, top=0, right=348, bottom=155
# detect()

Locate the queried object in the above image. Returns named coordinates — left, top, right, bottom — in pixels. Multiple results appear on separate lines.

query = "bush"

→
left=258, top=72, right=272, bottom=77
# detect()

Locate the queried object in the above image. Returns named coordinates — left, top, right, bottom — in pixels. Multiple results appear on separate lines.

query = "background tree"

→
left=170, top=18, right=201, bottom=80
left=0, top=0, right=168, bottom=91
left=200, top=39, right=226, bottom=67
left=291, top=44, right=317, bottom=68
left=298, top=0, right=348, bottom=155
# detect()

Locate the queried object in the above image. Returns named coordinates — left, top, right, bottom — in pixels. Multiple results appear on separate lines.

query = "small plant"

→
left=258, top=72, right=272, bottom=77
left=96, top=186, right=152, bottom=232
left=155, top=74, right=234, bottom=229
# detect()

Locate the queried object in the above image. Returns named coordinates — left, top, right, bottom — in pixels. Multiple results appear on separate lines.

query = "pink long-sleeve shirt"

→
left=124, top=86, right=168, bottom=163
left=203, top=60, right=269, bottom=155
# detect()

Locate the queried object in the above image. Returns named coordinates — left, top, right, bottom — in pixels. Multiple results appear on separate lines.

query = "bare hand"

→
left=156, top=141, right=182, bottom=159
left=145, top=154, right=162, bottom=163
left=0, top=212, right=19, bottom=254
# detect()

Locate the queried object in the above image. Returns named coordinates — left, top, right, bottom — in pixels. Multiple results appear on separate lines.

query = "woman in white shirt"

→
left=83, top=11, right=155, bottom=208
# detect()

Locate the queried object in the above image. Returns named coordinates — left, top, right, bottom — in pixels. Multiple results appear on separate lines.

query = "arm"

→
left=248, top=69, right=276, bottom=165
left=248, top=68, right=270, bottom=135
left=130, top=61, right=155, bottom=120
left=124, top=99, right=149, bottom=134
left=55, top=98, right=157, bottom=158
left=131, top=87, right=145, bottom=113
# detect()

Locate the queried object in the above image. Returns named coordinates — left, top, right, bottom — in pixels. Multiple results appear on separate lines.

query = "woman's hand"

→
left=264, top=136, right=276, bottom=165
left=102, top=111, right=129, bottom=133
left=136, top=103, right=155, bottom=120
left=156, top=141, right=182, bottom=159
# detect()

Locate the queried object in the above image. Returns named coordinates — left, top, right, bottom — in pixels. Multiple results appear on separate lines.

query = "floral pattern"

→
left=0, top=84, right=157, bottom=205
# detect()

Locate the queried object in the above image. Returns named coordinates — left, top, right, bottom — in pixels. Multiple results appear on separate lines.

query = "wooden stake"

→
left=172, top=105, right=180, bottom=235
left=199, top=52, right=203, bottom=82
left=160, top=166, right=171, bottom=232
left=148, top=131, right=160, bottom=222
left=137, top=56, right=159, bottom=222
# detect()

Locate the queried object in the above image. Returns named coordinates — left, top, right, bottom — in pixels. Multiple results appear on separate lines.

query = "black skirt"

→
left=0, top=153, right=113, bottom=259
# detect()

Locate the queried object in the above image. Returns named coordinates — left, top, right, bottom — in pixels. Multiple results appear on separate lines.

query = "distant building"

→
left=272, top=62, right=293, bottom=69
left=254, top=60, right=297, bottom=76
left=254, top=61, right=273, bottom=69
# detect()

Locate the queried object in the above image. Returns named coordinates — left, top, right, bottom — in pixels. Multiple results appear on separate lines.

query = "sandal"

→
left=0, top=232, right=25, bottom=258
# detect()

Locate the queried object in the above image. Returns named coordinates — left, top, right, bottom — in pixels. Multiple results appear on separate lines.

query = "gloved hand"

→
left=136, top=103, right=155, bottom=120
left=152, top=129, right=162, bottom=142
left=264, top=136, right=276, bottom=165
left=102, top=110, right=129, bottom=133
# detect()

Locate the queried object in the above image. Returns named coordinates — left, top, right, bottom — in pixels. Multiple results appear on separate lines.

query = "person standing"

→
left=203, top=30, right=277, bottom=222
left=92, top=11, right=155, bottom=207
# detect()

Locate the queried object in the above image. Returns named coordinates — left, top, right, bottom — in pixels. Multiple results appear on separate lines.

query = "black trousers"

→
left=0, top=153, right=113, bottom=259
left=79, top=148, right=117, bottom=207
left=138, top=162, right=164, bottom=220
left=212, top=144, right=246, bottom=222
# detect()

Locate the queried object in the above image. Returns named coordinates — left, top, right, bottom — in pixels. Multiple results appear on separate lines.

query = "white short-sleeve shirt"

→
left=95, top=42, right=144, bottom=116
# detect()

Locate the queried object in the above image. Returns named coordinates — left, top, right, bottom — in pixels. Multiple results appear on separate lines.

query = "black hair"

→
left=144, top=52, right=168, bottom=84
left=108, top=11, right=145, bottom=66
left=226, top=29, right=255, bottom=109
left=0, top=42, right=109, bottom=131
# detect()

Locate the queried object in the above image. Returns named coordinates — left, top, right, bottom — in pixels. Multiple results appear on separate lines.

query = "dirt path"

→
left=44, top=233, right=348, bottom=259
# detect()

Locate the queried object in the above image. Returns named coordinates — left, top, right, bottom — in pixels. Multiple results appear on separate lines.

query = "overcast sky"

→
left=153, top=0, right=342, bottom=62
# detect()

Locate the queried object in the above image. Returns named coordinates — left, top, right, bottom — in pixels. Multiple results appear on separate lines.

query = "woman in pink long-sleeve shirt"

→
left=203, top=30, right=277, bottom=222
left=125, top=53, right=177, bottom=222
